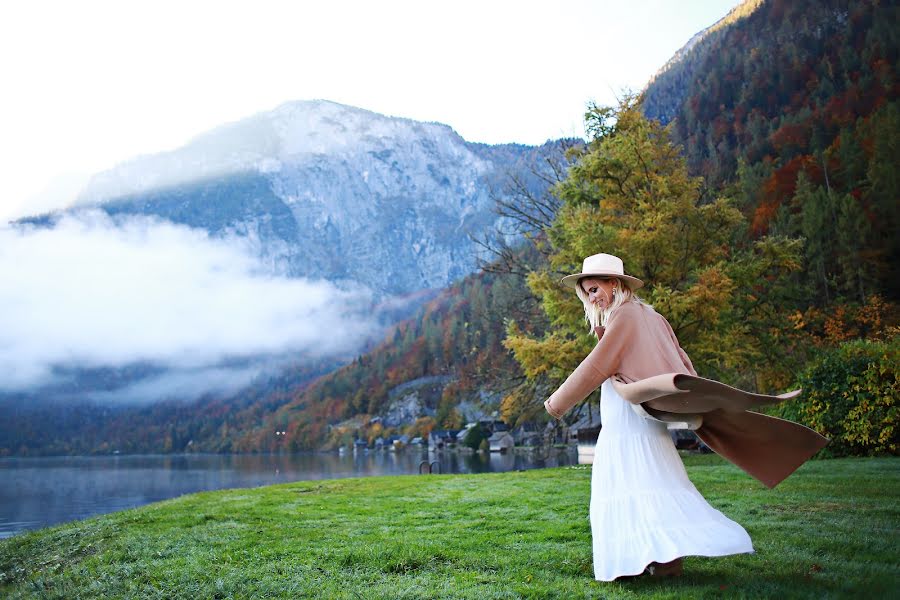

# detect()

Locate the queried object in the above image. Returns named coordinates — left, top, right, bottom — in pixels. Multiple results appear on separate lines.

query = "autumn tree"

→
left=502, top=97, right=803, bottom=425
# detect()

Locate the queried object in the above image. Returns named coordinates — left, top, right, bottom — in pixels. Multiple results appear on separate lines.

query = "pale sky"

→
left=0, top=0, right=742, bottom=222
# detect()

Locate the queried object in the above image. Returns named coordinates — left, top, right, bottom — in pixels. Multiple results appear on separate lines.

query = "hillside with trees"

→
left=642, top=0, right=898, bottom=302
left=0, top=357, right=342, bottom=456
left=233, top=257, right=547, bottom=452
left=504, top=0, right=899, bottom=453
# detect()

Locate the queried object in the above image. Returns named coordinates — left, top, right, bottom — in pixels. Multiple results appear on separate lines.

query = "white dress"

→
left=590, top=378, right=754, bottom=581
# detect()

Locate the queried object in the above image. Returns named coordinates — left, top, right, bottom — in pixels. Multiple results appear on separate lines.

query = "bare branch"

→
left=473, top=141, right=576, bottom=276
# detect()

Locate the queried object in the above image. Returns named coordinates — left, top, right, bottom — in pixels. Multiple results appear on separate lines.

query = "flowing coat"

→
left=544, top=301, right=829, bottom=488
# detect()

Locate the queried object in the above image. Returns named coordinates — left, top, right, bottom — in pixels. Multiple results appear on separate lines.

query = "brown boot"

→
left=646, top=557, right=683, bottom=577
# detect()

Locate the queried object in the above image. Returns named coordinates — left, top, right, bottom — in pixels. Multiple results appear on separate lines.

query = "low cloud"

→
left=80, top=364, right=277, bottom=405
left=0, top=211, right=379, bottom=401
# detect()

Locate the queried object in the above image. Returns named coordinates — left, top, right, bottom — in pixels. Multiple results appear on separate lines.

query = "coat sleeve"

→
left=544, top=306, right=637, bottom=419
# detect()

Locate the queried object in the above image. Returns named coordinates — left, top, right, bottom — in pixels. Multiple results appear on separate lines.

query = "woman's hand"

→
left=544, top=398, right=564, bottom=420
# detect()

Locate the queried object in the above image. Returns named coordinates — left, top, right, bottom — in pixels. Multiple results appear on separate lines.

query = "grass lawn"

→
left=1, top=454, right=898, bottom=599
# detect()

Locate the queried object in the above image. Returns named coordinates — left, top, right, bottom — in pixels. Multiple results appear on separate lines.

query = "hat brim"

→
left=560, top=271, right=644, bottom=290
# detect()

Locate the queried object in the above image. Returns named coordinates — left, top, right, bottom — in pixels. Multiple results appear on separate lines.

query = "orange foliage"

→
left=712, top=116, right=731, bottom=139
left=750, top=200, right=778, bottom=237
left=765, top=155, right=817, bottom=203
left=790, top=295, right=898, bottom=346
left=771, top=122, right=810, bottom=152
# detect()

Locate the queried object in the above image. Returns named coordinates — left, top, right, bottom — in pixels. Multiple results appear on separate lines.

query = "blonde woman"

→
left=544, top=253, right=754, bottom=581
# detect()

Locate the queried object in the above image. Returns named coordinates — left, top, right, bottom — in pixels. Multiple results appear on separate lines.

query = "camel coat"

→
left=544, top=301, right=829, bottom=488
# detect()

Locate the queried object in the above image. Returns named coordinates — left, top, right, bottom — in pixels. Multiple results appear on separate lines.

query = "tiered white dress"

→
left=590, top=378, right=754, bottom=581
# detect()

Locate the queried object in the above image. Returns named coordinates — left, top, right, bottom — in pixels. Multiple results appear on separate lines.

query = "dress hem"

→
left=594, top=547, right=755, bottom=582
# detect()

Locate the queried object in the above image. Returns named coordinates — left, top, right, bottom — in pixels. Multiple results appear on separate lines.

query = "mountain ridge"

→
left=57, top=99, right=559, bottom=299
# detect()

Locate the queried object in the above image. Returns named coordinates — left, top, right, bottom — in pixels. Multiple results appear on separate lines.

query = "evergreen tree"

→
left=835, top=192, right=874, bottom=302
left=795, top=172, right=835, bottom=303
left=865, top=102, right=900, bottom=298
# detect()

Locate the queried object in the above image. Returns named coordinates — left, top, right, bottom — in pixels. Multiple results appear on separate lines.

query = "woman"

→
left=543, top=253, right=754, bottom=581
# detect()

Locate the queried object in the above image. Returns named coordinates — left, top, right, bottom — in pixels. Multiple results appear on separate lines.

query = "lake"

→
left=0, top=447, right=580, bottom=539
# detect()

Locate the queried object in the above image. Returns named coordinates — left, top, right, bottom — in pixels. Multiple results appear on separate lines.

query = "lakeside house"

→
left=391, top=434, right=410, bottom=450
left=428, top=429, right=461, bottom=450
left=458, top=419, right=521, bottom=452
left=372, top=434, right=410, bottom=450
left=488, top=431, right=515, bottom=453
left=511, top=423, right=543, bottom=447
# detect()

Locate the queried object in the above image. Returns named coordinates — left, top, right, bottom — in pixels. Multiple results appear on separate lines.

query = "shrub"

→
left=773, top=336, right=898, bottom=457
left=462, top=423, right=488, bottom=450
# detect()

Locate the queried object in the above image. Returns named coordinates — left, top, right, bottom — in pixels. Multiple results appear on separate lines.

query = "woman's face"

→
left=580, top=277, right=617, bottom=310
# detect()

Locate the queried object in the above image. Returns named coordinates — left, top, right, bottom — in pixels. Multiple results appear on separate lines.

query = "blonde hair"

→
left=574, top=277, right=651, bottom=329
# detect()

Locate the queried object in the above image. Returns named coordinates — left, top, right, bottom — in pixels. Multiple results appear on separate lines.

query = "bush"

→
left=462, top=424, right=488, bottom=450
left=773, top=336, right=898, bottom=457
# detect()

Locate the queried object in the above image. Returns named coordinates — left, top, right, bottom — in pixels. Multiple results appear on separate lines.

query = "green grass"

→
left=1, top=455, right=898, bottom=599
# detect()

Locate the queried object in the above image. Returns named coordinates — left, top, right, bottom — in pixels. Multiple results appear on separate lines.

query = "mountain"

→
left=1, top=102, right=568, bottom=455
left=279, top=0, right=899, bottom=455
left=64, top=99, right=552, bottom=299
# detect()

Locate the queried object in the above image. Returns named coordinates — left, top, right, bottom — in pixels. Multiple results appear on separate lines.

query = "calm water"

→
left=0, top=447, right=579, bottom=539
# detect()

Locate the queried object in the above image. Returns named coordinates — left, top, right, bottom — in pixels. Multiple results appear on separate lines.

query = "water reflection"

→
left=0, top=447, right=577, bottom=539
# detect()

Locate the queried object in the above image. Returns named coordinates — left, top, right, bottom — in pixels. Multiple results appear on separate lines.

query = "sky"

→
left=0, top=0, right=743, bottom=223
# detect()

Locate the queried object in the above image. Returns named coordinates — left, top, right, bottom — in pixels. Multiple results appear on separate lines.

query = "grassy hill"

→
left=2, top=455, right=897, bottom=599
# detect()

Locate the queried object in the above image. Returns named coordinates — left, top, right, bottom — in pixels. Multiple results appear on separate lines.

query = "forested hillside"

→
left=0, top=357, right=341, bottom=455
left=232, top=251, right=549, bottom=452
left=643, top=0, right=898, bottom=301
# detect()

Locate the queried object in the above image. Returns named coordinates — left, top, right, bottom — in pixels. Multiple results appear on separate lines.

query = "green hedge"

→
left=772, top=336, right=898, bottom=457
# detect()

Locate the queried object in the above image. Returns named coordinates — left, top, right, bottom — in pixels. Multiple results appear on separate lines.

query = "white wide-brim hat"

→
left=560, top=253, right=644, bottom=290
